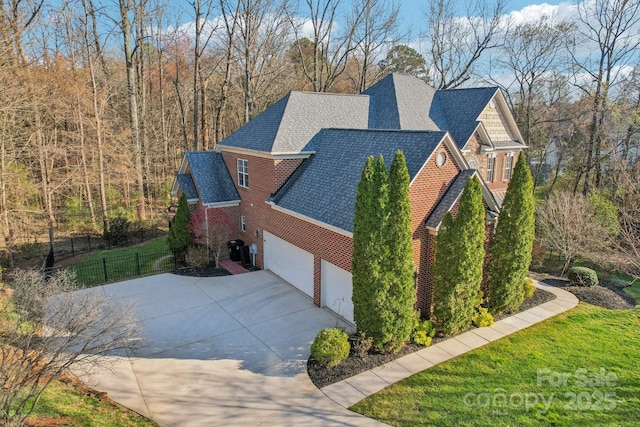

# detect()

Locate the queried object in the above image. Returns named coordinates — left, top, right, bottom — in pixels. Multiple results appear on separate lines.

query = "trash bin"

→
left=227, top=239, right=244, bottom=262
left=240, top=245, right=250, bottom=266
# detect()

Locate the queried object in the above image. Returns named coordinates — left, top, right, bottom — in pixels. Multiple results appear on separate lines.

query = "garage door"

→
left=263, top=231, right=314, bottom=298
left=321, top=260, right=354, bottom=323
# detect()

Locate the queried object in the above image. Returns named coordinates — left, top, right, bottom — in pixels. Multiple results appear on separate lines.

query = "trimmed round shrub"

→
left=310, top=328, right=349, bottom=367
left=523, top=277, right=536, bottom=298
left=568, top=267, right=599, bottom=287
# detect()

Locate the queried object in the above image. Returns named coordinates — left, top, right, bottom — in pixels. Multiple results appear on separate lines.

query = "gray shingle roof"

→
left=185, top=152, right=240, bottom=205
left=430, top=87, right=499, bottom=148
left=217, top=74, right=504, bottom=156
left=272, top=129, right=448, bottom=233
left=364, top=73, right=439, bottom=130
left=176, top=174, right=198, bottom=201
left=425, top=169, right=476, bottom=229
left=219, top=92, right=369, bottom=154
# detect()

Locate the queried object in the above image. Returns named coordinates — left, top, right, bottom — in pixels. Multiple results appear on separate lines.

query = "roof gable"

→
left=430, top=87, right=499, bottom=148
left=175, top=174, right=198, bottom=201
left=425, top=169, right=500, bottom=232
left=271, top=129, right=448, bottom=233
left=184, top=152, right=240, bottom=205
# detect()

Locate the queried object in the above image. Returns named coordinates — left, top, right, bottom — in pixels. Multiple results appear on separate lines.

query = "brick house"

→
left=172, top=73, right=525, bottom=324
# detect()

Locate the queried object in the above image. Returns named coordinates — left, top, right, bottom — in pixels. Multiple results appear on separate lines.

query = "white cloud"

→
left=507, top=2, right=577, bottom=26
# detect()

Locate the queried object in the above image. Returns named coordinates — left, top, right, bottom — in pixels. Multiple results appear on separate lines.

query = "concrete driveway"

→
left=81, top=271, right=384, bottom=426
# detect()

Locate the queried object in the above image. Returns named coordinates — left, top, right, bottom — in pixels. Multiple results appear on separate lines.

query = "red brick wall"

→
left=275, top=159, right=305, bottom=189
left=222, top=151, right=354, bottom=306
left=222, top=144, right=461, bottom=311
left=411, top=144, right=461, bottom=315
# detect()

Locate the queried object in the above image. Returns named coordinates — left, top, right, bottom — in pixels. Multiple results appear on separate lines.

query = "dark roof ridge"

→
left=436, top=86, right=499, bottom=92
left=321, top=127, right=446, bottom=135
left=291, top=90, right=368, bottom=98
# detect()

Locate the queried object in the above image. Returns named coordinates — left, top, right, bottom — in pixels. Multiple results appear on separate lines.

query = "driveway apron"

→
left=80, top=271, right=383, bottom=426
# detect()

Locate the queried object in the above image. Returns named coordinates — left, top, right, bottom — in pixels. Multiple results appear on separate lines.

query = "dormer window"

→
left=486, top=154, right=495, bottom=182
left=503, top=152, right=514, bottom=180
left=237, top=159, right=249, bottom=188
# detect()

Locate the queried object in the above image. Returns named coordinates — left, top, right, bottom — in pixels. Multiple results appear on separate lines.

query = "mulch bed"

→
left=308, top=287, right=557, bottom=389
left=172, top=262, right=261, bottom=277
left=535, top=275, right=636, bottom=310
left=172, top=265, right=232, bottom=277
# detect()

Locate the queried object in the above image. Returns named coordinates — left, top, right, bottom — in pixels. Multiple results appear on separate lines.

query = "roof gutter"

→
left=266, top=201, right=353, bottom=238
left=203, top=200, right=241, bottom=208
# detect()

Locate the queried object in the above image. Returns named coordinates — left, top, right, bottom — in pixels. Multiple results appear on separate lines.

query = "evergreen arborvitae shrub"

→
left=352, top=152, right=418, bottom=353
left=432, top=177, right=486, bottom=335
left=310, top=328, right=350, bottom=368
left=166, top=193, right=193, bottom=259
left=352, top=155, right=389, bottom=350
left=486, top=154, right=536, bottom=314
left=381, top=151, right=415, bottom=352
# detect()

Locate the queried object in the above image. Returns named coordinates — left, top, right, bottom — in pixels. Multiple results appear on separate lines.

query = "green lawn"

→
left=63, top=237, right=174, bottom=286
left=351, top=304, right=640, bottom=426
left=27, top=380, right=159, bottom=426
left=624, top=280, right=640, bottom=304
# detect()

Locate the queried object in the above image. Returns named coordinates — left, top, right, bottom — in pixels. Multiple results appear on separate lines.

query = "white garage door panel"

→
left=264, top=231, right=314, bottom=298
left=321, top=261, right=354, bottom=323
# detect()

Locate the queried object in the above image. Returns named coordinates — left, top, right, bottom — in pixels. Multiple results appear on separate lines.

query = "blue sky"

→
left=399, top=0, right=572, bottom=37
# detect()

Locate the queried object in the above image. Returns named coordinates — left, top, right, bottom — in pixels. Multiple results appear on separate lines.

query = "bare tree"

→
left=425, top=0, right=506, bottom=89
left=237, top=0, right=290, bottom=122
left=118, top=0, right=146, bottom=219
left=492, top=16, right=574, bottom=188
left=613, top=168, right=640, bottom=277
left=214, top=0, right=240, bottom=144
left=536, top=191, right=615, bottom=275
left=190, top=207, right=235, bottom=266
left=572, top=0, right=640, bottom=194
left=191, top=0, right=219, bottom=150
left=287, top=0, right=363, bottom=92
left=81, top=0, right=110, bottom=235
left=350, top=0, right=400, bottom=92
left=0, top=269, right=140, bottom=426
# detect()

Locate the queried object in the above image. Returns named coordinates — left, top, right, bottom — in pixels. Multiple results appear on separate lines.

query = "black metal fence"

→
left=7, top=227, right=166, bottom=267
left=56, top=248, right=177, bottom=287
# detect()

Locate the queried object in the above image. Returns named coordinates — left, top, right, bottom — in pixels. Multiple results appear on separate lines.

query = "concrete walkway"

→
left=219, top=258, right=251, bottom=275
left=320, top=280, right=579, bottom=409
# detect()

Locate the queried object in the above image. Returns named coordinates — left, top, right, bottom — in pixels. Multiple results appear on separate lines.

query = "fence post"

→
left=71, top=237, right=75, bottom=257
left=88, top=234, right=92, bottom=252
left=136, top=253, right=141, bottom=276
left=103, top=258, right=108, bottom=282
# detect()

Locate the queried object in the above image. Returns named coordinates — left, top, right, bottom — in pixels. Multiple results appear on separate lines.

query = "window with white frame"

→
left=237, top=159, right=249, bottom=188
left=241, top=215, right=246, bottom=232
left=503, top=153, right=514, bottom=180
left=486, top=155, right=495, bottom=182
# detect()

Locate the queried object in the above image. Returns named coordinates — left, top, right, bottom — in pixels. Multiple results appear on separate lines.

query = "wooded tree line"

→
left=0, top=0, right=639, bottom=266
